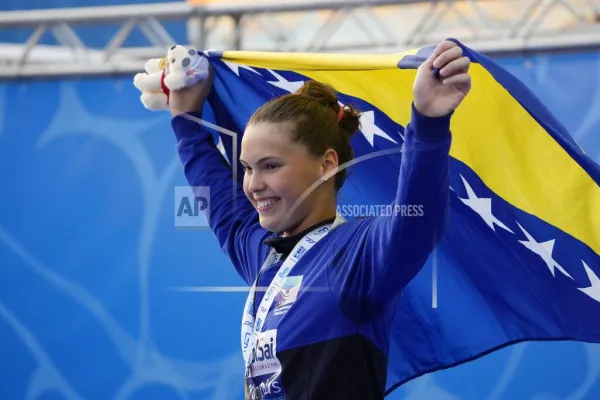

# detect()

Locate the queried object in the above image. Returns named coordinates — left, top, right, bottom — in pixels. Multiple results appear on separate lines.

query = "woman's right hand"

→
left=169, top=62, right=214, bottom=117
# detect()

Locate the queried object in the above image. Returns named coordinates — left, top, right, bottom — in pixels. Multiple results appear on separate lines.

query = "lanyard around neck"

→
left=240, top=213, right=346, bottom=367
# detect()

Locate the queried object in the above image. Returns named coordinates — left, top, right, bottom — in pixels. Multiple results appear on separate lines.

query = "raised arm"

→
left=170, top=67, right=269, bottom=285
left=328, top=40, right=470, bottom=320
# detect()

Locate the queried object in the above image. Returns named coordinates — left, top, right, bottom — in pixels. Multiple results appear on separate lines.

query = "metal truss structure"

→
left=0, top=0, right=599, bottom=78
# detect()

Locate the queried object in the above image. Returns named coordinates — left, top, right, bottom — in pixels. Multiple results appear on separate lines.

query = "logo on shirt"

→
left=246, top=329, right=285, bottom=399
left=248, top=329, right=281, bottom=378
left=273, top=275, right=303, bottom=316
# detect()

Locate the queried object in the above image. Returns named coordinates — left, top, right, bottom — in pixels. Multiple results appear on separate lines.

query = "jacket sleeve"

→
left=171, top=112, right=270, bottom=285
left=328, top=103, right=452, bottom=321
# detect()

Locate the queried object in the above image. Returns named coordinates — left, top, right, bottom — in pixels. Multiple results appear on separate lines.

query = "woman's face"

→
left=240, top=121, right=329, bottom=235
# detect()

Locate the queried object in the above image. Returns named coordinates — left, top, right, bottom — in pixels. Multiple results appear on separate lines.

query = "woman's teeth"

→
left=258, top=198, right=280, bottom=211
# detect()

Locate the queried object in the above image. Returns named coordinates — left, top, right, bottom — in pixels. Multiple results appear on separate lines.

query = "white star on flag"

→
left=577, top=260, right=600, bottom=303
left=358, top=111, right=398, bottom=146
left=215, top=136, right=230, bottom=165
left=337, top=101, right=397, bottom=146
left=516, top=222, right=573, bottom=279
left=223, top=61, right=260, bottom=77
left=201, top=49, right=219, bottom=57
left=266, top=69, right=304, bottom=93
left=458, top=175, right=514, bottom=233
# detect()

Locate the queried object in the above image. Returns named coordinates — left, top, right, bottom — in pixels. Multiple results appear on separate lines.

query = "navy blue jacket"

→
left=171, top=103, right=452, bottom=399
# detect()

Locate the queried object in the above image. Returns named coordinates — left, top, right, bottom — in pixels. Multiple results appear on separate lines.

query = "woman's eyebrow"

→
left=240, top=156, right=281, bottom=165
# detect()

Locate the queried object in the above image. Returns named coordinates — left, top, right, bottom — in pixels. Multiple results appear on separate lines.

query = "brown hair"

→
left=248, top=80, right=361, bottom=191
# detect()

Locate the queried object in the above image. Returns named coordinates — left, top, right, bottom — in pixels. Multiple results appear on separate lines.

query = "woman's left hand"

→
left=413, top=40, right=472, bottom=118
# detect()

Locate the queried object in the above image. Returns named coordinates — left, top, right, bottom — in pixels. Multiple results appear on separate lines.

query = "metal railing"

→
left=0, top=0, right=598, bottom=78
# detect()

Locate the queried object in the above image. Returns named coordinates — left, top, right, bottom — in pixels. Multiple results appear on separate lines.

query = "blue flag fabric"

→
left=192, top=39, right=600, bottom=395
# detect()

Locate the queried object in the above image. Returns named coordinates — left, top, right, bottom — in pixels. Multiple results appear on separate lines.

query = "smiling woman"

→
left=239, top=81, right=361, bottom=236
left=168, top=39, right=471, bottom=400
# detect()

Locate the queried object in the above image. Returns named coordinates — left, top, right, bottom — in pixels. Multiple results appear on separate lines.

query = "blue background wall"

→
left=1, top=2, right=600, bottom=399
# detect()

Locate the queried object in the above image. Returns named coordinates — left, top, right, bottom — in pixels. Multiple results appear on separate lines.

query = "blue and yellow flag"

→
left=199, top=39, right=600, bottom=395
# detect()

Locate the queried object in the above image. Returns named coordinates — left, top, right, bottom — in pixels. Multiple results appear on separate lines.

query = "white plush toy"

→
left=133, top=45, right=210, bottom=111
left=133, top=56, right=170, bottom=110
left=163, top=45, right=210, bottom=91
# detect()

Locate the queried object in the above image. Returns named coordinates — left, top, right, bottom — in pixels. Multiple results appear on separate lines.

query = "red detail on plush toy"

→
left=161, top=70, right=171, bottom=104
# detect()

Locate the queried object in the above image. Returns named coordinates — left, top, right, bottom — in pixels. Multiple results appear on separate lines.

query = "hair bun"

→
left=295, top=80, right=361, bottom=138
left=295, top=80, right=338, bottom=109
left=337, top=105, right=361, bottom=139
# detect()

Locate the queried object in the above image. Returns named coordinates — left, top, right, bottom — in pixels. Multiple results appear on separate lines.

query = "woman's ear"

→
left=321, top=148, right=339, bottom=181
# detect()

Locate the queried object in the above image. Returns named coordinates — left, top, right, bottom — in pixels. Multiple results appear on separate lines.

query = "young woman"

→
left=169, top=40, right=471, bottom=399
